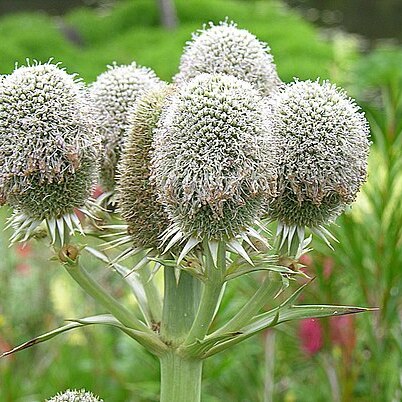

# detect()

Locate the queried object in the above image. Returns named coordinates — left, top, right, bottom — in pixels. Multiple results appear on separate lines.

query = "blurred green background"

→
left=1, top=0, right=402, bottom=401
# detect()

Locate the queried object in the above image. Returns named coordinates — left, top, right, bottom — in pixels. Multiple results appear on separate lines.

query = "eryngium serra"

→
left=268, top=80, right=370, bottom=240
left=174, top=21, right=281, bottom=96
left=46, top=389, right=103, bottom=402
left=151, top=74, right=278, bottom=240
left=90, top=62, right=163, bottom=191
left=0, top=62, right=96, bottom=225
left=118, top=83, right=172, bottom=249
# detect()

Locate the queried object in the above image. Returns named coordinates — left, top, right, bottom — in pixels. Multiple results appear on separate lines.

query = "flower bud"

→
left=117, top=83, right=172, bottom=248
left=46, top=389, right=103, bottom=402
left=0, top=62, right=97, bottom=241
left=90, top=62, right=163, bottom=191
left=267, top=80, right=370, bottom=245
left=174, top=21, right=281, bottom=96
left=151, top=74, right=278, bottom=240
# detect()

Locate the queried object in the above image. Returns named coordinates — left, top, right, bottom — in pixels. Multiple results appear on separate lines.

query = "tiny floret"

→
left=174, top=20, right=281, bottom=96
left=267, top=79, right=370, bottom=242
left=46, top=389, right=103, bottom=402
left=90, top=62, right=163, bottom=191
left=151, top=74, right=278, bottom=240
left=117, top=83, right=172, bottom=249
left=0, top=62, right=97, bottom=241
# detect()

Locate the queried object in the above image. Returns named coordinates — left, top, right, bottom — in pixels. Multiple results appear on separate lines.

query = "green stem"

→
left=212, top=273, right=279, bottom=336
left=64, top=259, right=150, bottom=334
left=160, top=351, right=203, bottom=402
left=160, top=267, right=201, bottom=345
left=183, top=240, right=226, bottom=346
left=139, top=262, right=163, bottom=324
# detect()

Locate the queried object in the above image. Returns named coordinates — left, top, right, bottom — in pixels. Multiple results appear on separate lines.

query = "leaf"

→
left=0, top=314, right=124, bottom=358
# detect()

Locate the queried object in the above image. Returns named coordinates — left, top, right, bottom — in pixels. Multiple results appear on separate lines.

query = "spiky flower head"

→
left=90, top=62, right=163, bottom=191
left=117, top=83, right=172, bottom=249
left=46, top=389, right=103, bottom=402
left=267, top=80, right=370, bottom=247
left=0, top=62, right=97, bottom=243
left=151, top=74, right=278, bottom=241
left=174, top=20, right=281, bottom=96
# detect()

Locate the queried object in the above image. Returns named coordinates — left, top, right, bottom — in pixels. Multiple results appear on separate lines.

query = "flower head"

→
left=151, top=74, right=278, bottom=240
left=0, top=62, right=97, bottom=243
left=174, top=21, right=281, bottom=96
left=90, top=62, right=163, bottom=191
left=267, top=80, right=370, bottom=247
left=46, top=389, right=103, bottom=402
left=117, top=83, right=172, bottom=249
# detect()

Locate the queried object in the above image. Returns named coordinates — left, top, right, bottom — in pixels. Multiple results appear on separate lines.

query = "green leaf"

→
left=0, top=314, right=125, bottom=358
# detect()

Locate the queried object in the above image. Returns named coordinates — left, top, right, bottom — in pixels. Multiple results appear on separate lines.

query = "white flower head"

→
left=0, top=61, right=97, bottom=243
left=174, top=20, right=281, bottom=96
left=46, top=389, right=103, bottom=402
left=151, top=74, right=278, bottom=240
left=90, top=62, right=163, bottom=191
left=267, top=79, right=370, bottom=245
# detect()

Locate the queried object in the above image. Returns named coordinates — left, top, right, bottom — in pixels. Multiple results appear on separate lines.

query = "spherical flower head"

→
left=151, top=74, right=278, bottom=240
left=174, top=20, right=281, bottom=96
left=117, top=83, right=172, bottom=249
left=46, top=389, right=103, bottom=402
left=268, top=79, right=370, bottom=231
left=0, top=62, right=97, bottom=223
left=90, top=62, right=163, bottom=191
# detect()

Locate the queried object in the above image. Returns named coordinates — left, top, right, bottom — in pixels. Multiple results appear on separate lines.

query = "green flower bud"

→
left=90, top=62, right=163, bottom=191
left=267, top=80, right=370, bottom=244
left=0, top=62, right=97, bottom=224
left=46, top=389, right=103, bottom=402
left=151, top=74, right=278, bottom=240
left=117, top=83, right=172, bottom=248
left=174, top=21, right=281, bottom=96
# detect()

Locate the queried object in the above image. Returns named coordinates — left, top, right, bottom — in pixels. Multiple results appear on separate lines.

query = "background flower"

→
left=90, top=62, right=163, bottom=191
left=174, top=20, right=281, bottom=96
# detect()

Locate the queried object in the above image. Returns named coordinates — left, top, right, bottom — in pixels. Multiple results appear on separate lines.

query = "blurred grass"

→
left=0, top=0, right=340, bottom=83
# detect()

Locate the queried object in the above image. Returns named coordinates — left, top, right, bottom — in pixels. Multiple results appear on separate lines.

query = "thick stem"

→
left=160, top=267, right=201, bottom=345
left=160, top=351, right=203, bottom=402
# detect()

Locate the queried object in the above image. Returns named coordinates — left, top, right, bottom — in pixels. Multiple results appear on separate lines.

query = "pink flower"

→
left=15, top=243, right=32, bottom=258
left=299, top=318, right=323, bottom=356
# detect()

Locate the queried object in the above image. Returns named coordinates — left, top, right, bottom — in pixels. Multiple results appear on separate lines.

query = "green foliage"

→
left=0, top=0, right=338, bottom=83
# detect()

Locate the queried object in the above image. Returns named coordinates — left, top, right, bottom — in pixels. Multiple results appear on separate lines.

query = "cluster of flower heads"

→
left=90, top=62, right=163, bottom=191
left=46, top=389, right=103, bottom=402
left=174, top=20, right=281, bottom=96
left=0, top=21, right=370, bottom=255
left=0, top=61, right=97, bottom=243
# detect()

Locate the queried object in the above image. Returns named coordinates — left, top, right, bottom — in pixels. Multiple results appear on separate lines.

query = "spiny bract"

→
left=151, top=74, right=278, bottom=240
left=0, top=62, right=97, bottom=222
left=117, top=83, right=172, bottom=249
left=174, top=20, right=281, bottom=96
left=46, top=389, right=103, bottom=402
left=268, top=79, right=370, bottom=232
left=90, top=62, right=163, bottom=191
